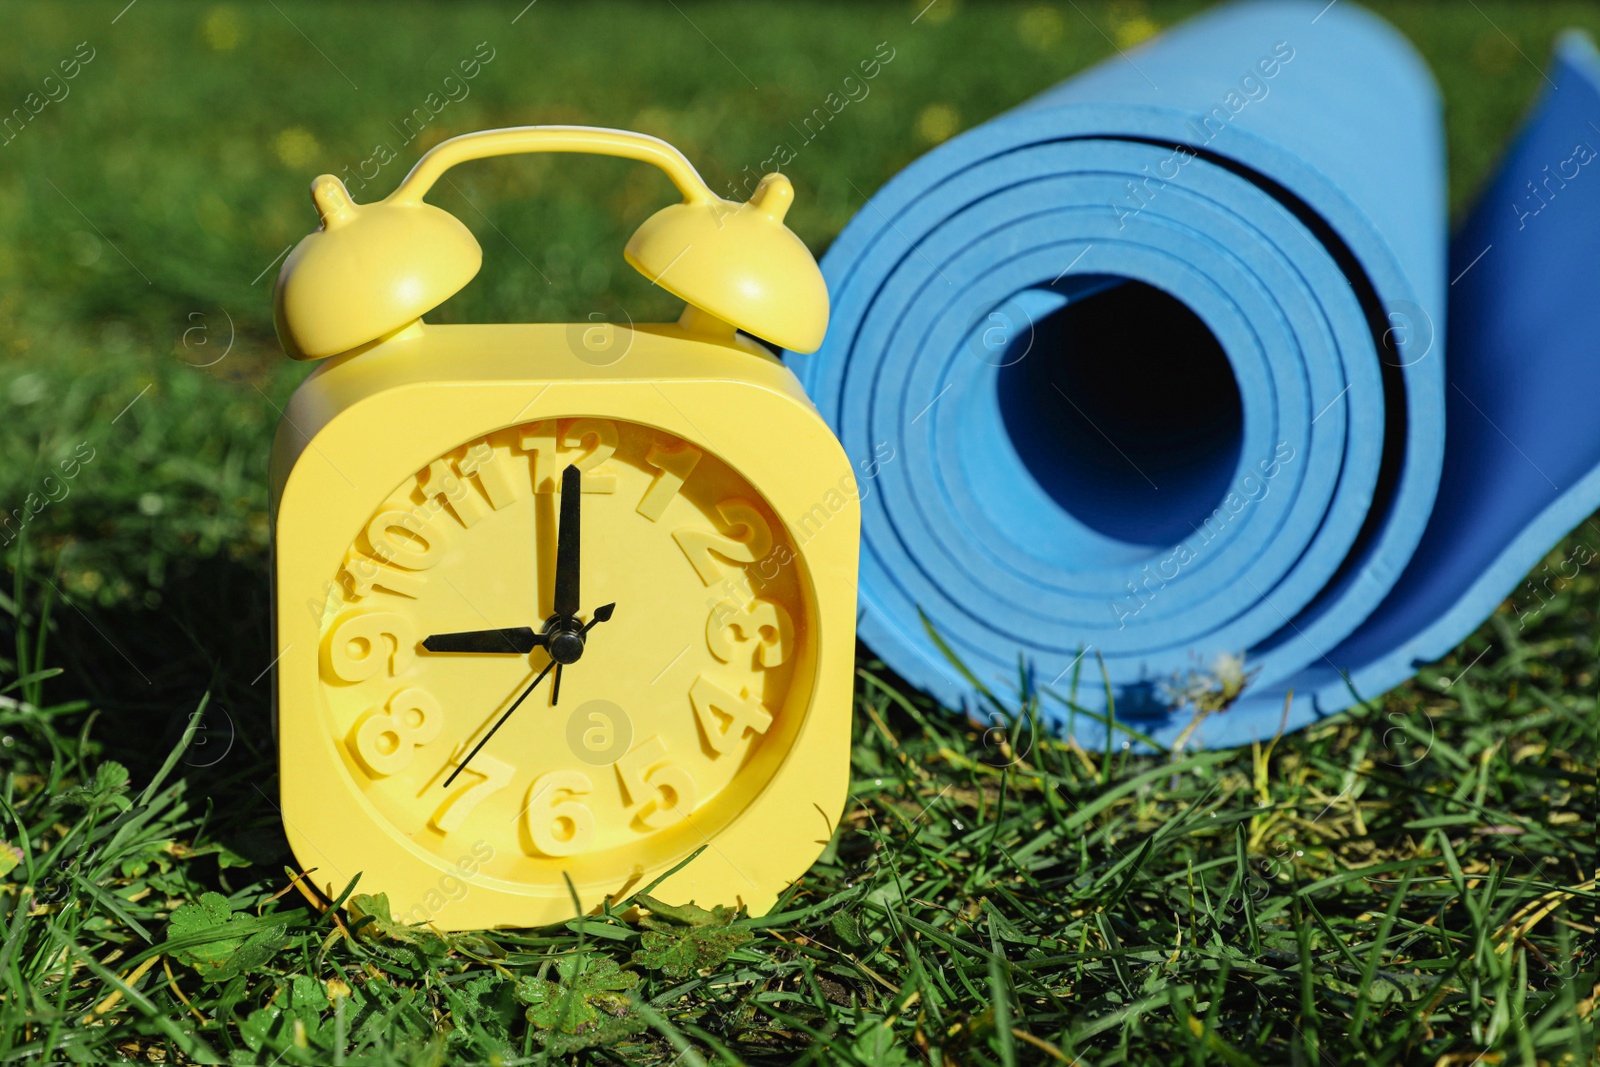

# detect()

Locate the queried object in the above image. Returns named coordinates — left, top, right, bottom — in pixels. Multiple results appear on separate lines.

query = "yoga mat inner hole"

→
left=997, top=277, right=1243, bottom=553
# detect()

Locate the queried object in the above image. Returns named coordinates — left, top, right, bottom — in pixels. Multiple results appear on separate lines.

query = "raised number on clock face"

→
left=313, top=418, right=810, bottom=887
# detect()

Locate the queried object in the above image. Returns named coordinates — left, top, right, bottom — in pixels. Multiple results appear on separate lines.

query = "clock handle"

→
left=385, top=126, right=717, bottom=207
left=383, top=125, right=828, bottom=353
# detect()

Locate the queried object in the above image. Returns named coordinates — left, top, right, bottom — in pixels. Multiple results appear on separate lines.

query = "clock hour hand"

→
left=421, top=627, right=543, bottom=654
left=443, top=657, right=557, bottom=789
left=553, top=463, right=581, bottom=619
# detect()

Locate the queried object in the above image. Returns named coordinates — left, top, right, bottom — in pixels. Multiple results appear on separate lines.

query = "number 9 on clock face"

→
left=313, top=417, right=812, bottom=902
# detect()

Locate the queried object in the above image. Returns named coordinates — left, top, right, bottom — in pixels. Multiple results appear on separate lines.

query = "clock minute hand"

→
left=443, top=657, right=557, bottom=789
left=553, top=463, right=581, bottom=619
left=421, top=627, right=544, bottom=654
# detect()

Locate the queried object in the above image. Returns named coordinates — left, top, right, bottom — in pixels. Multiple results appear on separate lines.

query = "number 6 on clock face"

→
left=524, top=770, right=596, bottom=857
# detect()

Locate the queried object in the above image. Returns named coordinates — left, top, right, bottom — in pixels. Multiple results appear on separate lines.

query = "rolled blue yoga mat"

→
left=791, top=0, right=1600, bottom=747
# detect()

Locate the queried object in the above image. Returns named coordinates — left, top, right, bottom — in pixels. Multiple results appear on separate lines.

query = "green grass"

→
left=0, top=1, right=1597, bottom=1063
left=2, top=542, right=1595, bottom=1064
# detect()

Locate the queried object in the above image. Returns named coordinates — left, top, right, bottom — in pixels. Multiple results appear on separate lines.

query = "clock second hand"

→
left=442, top=658, right=556, bottom=790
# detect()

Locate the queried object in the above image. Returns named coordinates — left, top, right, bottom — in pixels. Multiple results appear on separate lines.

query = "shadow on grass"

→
left=37, top=554, right=290, bottom=872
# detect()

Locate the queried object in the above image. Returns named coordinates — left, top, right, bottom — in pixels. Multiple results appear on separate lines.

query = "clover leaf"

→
left=445, top=973, right=518, bottom=1060
left=167, top=892, right=285, bottom=983
left=628, top=894, right=754, bottom=978
left=347, top=892, right=447, bottom=953
left=58, top=760, right=132, bottom=813
left=514, top=953, right=642, bottom=1048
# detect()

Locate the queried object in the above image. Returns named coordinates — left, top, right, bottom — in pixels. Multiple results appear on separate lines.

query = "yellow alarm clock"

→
left=267, top=127, right=859, bottom=930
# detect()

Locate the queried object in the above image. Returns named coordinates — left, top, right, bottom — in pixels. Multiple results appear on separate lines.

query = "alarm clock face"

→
left=313, top=417, right=815, bottom=897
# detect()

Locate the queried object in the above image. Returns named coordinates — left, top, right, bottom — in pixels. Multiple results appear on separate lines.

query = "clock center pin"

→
left=546, top=621, right=586, bottom=665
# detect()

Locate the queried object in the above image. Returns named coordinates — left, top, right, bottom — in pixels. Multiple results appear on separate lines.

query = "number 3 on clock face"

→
left=311, top=417, right=815, bottom=908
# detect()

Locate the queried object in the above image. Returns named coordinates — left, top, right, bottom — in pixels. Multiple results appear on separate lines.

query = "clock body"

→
left=269, top=322, right=860, bottom=929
